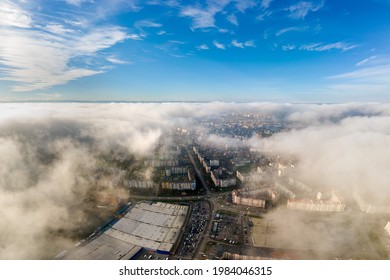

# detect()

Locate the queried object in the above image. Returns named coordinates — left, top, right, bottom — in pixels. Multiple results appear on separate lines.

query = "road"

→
left=186, top=147, right=211, bottom=195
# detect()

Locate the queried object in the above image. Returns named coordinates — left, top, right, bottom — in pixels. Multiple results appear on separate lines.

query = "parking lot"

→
left=176, top=201, right=210, bottom=258
left=211, top=211, right=242, bottom=245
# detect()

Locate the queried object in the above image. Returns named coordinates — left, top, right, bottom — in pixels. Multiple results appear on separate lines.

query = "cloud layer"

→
left=0, top=1, right=129, bottom=92
left=1, top=102, right=390, bottom=259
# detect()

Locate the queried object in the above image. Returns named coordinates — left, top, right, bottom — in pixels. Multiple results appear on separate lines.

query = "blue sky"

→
left=1, top=0, right=390, bottom=102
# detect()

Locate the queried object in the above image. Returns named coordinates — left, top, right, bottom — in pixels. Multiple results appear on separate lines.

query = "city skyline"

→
left=1, top=0, right=390, bottom=102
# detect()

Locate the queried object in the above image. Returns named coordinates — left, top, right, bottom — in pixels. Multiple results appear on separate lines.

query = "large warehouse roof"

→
left=62, top=202, right=188, bottom=259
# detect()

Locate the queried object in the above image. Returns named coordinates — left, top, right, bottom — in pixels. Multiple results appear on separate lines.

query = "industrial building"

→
left=62, top=202, right=189, bottom=259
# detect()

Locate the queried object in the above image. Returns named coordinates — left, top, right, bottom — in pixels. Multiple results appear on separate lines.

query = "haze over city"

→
left=1, top=0, right=390, bottom=261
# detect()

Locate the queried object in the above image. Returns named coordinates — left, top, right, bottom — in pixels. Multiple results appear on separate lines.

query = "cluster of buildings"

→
left=91, top=166, right=126, bottom=189
left=193, top=146, right=238, bottom=188
left=198, top=112, right=286, bottom=139
left=210, top=168, right=237, bottom=188
left=160, top=167, right=196, bottom=191
left=150, top=145, right=197, bottom=192
left=144, top=156, right=179, bottom=168
left=123, top=180, right=157, bottom=190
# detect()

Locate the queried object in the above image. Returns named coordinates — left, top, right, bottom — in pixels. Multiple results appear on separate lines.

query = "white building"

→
left=385, top=222, right=390, bottom=236
left=232, top=190, right=266, bottom=208
left=287, top=190, right=346, bottom=213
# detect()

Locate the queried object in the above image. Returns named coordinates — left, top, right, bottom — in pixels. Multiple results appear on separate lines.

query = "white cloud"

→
left=231, top=39, right=244, bottom=48
left=257, top=10, right=272, bottom=21
left=218, top=28, right=230, bottom=33
left=327, top=64, right=390, bottom=95
left=45, top=24, right=76, bottom=35
left=73, top=27, right=129, bottom=53
left=244, top=40, right=256, bottom=47
left=287, top=1, right=324, bottom=19
left=300, top=42, right=357, bottom=52
left=180, top=0, right=257, bottom=29
left=282, top=44, right=296, bottom=51
left=356, top=55, right=381, bottom=67
left=0, top=2, right=130, bottom=92
left=65, top=0, right=94, bottom=6
left=146, top=0, right=180, bottom=7
left=106, top=56, right=131, bottom=65
left=197, top=44, right=209, bottom=50
left=356, top=56, right=376, bottom=67
left=355, top=55, right=390, bottom=68
left=227, top=13, right=239, bottom=26
left=261, top=0, right=274, bottom=9
left=276, top=26, right=307, bottom=36
left=134, top=20, right=162, bottom=29
left=127, top=33, right=143, bottom=40
left=213, top=40, right=225, bottom=49
left=329, top=64, right=390, bottom=81
left=0, top=0, right=32, bottom=28
left=234, top=0, right=258, bottom=13
left=180, top=6, right=218, bottom=29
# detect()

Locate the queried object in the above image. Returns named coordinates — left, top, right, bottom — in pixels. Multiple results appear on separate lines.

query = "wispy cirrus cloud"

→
left=300, top=42, right=357, bottom=52
left=231, top=39, right=256, bottom=48
left=0, top=0, right=32, bottom=28
left=282, top=44, right=297, bottom=51
left=106, top=56, right=131, bottom=65
left=227, top=13, right=239, bottom=25
left=330, top=64, right=390, bottom=81
left=287, top=1, right=325, bottom=19
left=356, top=56, right=377, bottom=67
left=257, top=0, right=274, bottom=21
left=231, top=39, right=244, bottom=48
left=180, top=0, right=258, bottom=29
left=327, top=63, right=390, bottom=95
left=234, top=0, right=258, bottom=12
left=197, top=44, right=209, bottom=50
left=244, top=40, right=256, bottom=47
left=64, top=0, right=94, bottom=6
left=276, top=26, right=308, bottom=36
left=261, top=0, right=274, bottom=9
left=0, top=2, right=131, bottom=92
left=213, top=40, right=226, bottom=49
left=180, top=5, right=220, bottom=29
left=355, top=55, right=390, bottom=67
